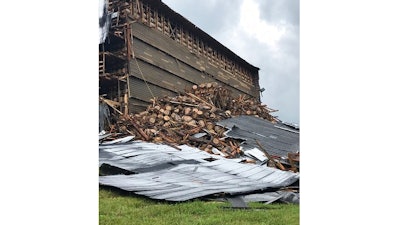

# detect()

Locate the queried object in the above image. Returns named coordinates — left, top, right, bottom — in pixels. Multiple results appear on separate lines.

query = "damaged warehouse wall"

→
left=99, top=0, right=261, bottom=114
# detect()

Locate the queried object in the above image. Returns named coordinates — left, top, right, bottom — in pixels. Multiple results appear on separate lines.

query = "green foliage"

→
left=99, top=188, right=299, bottom=225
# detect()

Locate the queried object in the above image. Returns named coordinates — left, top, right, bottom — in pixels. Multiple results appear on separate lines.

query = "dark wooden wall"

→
left=128, top=22, right=260, bottom=113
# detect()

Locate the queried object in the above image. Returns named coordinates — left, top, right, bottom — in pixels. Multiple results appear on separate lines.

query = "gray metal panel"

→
left=99, top=141, right=299, bottom=202
left=99, top=141, right=211, bottom=171
left=240, top=191, right=300, bottom=204
left=217, top=116, right=299, bottom=157
left=136, top=186, right=194, bottom=197
left=99, top=160, right=298, bottom=201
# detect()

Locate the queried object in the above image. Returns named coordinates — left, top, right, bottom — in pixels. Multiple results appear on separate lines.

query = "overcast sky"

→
left=163, top=0, right=299, bottom=125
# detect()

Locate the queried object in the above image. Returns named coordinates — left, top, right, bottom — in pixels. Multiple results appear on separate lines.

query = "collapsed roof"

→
left=99, top=140, right=299, bottom=202
left=218, top=115, right=299, bottom=157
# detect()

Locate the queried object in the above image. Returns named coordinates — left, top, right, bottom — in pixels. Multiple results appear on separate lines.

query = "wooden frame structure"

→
left=99, top=0, right=261, bottom=114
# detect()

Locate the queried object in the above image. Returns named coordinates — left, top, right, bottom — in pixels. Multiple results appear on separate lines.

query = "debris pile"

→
left=99, top=141, right=299, bottom=203
left=107, top=83, right=277, bottom=158
left=100, top=82, right=299, bottom=172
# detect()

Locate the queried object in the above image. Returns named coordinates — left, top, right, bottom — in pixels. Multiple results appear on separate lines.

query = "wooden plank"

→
left=128, top=76, right=177, bottom=102
left=130, top=22, right=259, bottom=98
left=124, top=93, right=128, bottom=115
left=132, top=37, right=214, bottom=85
left=129, top=59, right=194, bottom=92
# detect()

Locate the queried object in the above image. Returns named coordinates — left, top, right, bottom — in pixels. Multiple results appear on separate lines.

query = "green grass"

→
left=99, top=187, right=299, bottom=225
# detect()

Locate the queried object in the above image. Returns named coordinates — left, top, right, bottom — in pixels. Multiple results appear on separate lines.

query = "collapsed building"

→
left=99, top=0, right=300, bottom=205
left=99, top=0, right=262, bottom=114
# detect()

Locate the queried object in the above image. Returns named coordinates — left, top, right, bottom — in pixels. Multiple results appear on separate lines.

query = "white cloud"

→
left=239, top=0, right=286, bottom=51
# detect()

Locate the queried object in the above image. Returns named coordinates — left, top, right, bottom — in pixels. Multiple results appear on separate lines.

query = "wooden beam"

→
left=100, top=95, right=149, bottom=140
left=100, top=96, right=123, bottom=115
left=255, top=140, right=286, bottom=170
left=124, top=92, right=129, bottom=115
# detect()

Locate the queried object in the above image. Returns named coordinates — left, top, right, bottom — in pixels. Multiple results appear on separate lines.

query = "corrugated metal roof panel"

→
left=99, top=141, right=299, bottom=201
left=99, top=141, right=213, bottom=172
left=217, top=116, right=299, bottom=157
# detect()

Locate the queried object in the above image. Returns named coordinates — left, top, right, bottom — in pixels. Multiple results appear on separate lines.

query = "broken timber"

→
left=105, top=83, right=279, bottom=158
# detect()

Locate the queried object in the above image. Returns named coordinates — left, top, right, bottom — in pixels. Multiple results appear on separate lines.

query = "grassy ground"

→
left=99, top=187, right=299, bottom=225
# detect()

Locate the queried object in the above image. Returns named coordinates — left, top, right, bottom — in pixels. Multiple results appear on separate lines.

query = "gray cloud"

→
left=163, top=0, right=242, bottom=35
left=264, top=24, right=299, bottom=124
left=162, top=0, right=299, bottom=124
left=233, top=28, right=299, bottom=124
left=258, top=0, right=299, bottom=25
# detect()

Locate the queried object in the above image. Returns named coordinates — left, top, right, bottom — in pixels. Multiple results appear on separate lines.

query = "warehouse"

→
left=99, top=0, right=262, bottom=114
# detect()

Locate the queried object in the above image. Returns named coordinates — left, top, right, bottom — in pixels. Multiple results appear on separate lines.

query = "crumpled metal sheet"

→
left=99, top=141, right=299, bottom=202
left=99, top=141, right=223, bottom=171
left=243, top=191, right=300, bottom=204
left=217, top=116, right=299, bottom=157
